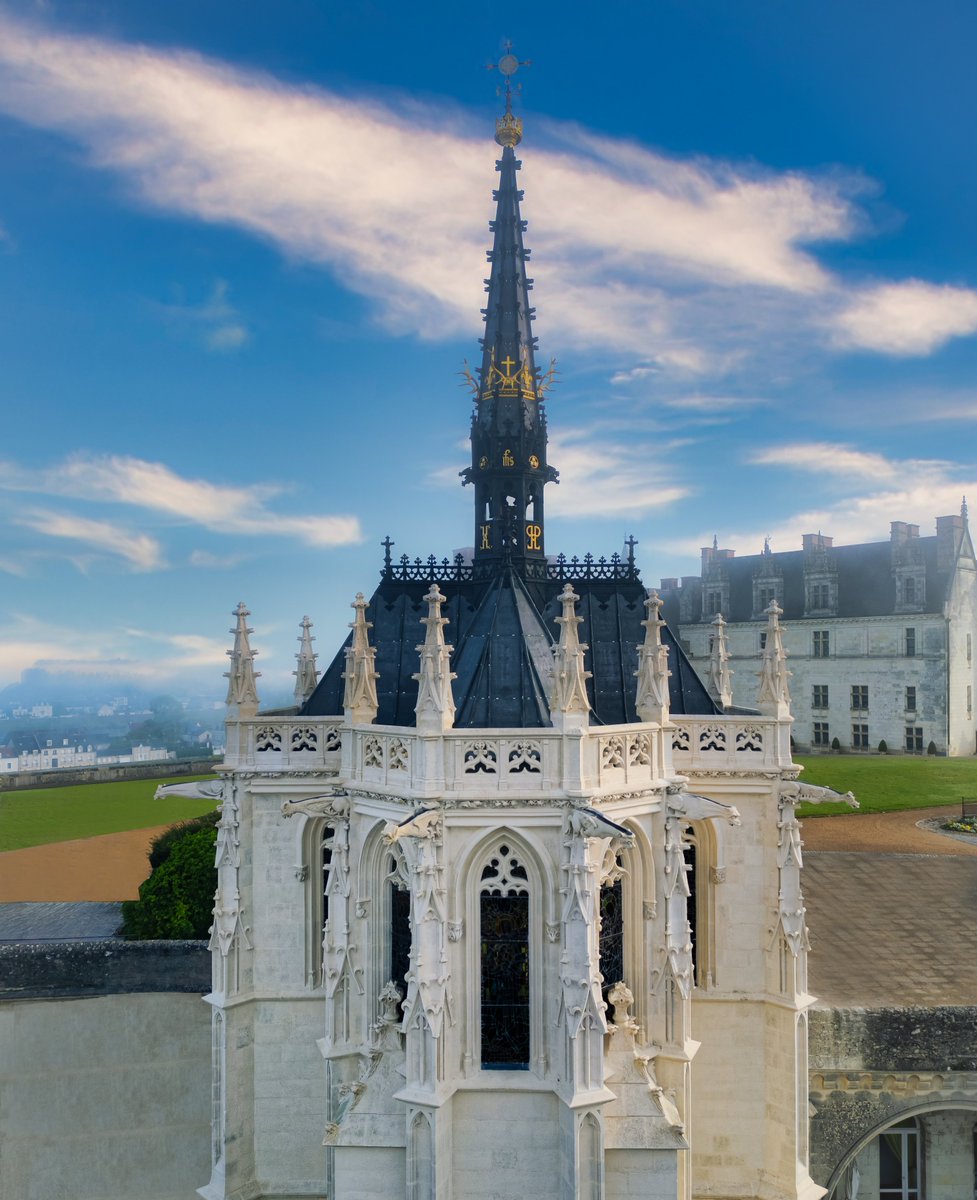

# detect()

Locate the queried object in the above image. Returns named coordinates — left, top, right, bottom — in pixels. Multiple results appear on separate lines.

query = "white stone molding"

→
left=771, top=791, right=810, bottom=998
left=386, top=810, right=449, bottom=1095
left=413, top=585, right=456, bottom=734
left=551, top=583, right=592, bottom=729
left=757, top=599, right=792, bottom=717
left=707, top=612, right=733, bottom=708
left=635, top=589, right=671, bottom=727
left=293, top=615, right=320, bottom=705
left=208, top=777, right=252, bottom=998
left=323, top=813, right=364, bottom=1045
left=652, top=809, right=694, bottom=1044
left=558, top=808, right=632, bottom=1097
left=343, top=593, right=379, bottom=726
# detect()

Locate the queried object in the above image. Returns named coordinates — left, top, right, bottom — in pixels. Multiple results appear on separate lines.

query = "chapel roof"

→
left=300, top=68, right=719, bottom=728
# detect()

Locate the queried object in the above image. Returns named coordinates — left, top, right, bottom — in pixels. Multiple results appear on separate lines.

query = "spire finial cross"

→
left=488, top=41, right=531, bottom=116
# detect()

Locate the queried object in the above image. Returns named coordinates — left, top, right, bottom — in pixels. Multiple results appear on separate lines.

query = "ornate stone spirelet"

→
left=551, top=583, right=591, bottom=725
left=342, top=593, right=379, bottom=726
left=635, top=589, right=671, bottom=724
left=224, top=602, right=260, bottom=715
left=293, top=615, right=319, bottom=705
left=413, top=584, right=457, bottom=733
left=757, top=599, right=791, bottom=716
left=707, top=612, right=733, bottom=709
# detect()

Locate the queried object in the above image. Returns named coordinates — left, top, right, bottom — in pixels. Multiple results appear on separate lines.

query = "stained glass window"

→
left=480, top=844, right=530, bottom=1069
left=389, top=882, right=412, bottom=1008
left=599, top=874, right=624, bottom=1016
left=684, top=839, right=698, bottom=987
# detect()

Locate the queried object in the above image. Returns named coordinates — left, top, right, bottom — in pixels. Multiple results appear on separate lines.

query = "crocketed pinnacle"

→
left=225, top=602, right=260, bottom=713
left=293, top=616, right=319, bottom=705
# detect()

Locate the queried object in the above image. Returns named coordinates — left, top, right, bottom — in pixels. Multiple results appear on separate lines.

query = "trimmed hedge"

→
left=121, top=816, right=218, bottom=940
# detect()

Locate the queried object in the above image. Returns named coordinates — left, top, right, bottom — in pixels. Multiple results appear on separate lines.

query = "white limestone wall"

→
left=685, top=616, right=948, bottom=753
left=0, top=992, right=210, bottom=1200
left=252, top=999, right=329, bottom=1190
left=947, top=556, right=977, bottom=755
left=451, top=1090, right=560, bottom=1199
left=684, top=774, right=815, bottom=1199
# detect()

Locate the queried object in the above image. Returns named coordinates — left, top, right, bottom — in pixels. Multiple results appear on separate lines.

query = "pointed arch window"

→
left=599, top=855, right=625, bottom=1015
left=304, top=820, right=336, bottom=988
left=479, top=844, right=530, bottom=1069
left=384, top=848, right=412, bottom=1012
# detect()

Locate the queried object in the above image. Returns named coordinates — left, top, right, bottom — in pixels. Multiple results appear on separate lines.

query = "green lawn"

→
left=0, top=774, right=219, bottom=852
left=795, top=755, right=977, bottom=818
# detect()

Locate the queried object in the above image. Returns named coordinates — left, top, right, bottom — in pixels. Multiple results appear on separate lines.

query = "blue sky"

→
left=1, top=0, right=976, bottom=698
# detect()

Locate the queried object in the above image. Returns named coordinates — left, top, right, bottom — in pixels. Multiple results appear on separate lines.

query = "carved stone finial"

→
left=635, top=589, right=671, bottom=724
left=707, top=612, right=733, bottom=709
left=343, top=593, right=379, bottom=726
left=224, top=601, right=260, bottom=715
left=413, top=584, right=457, bottom=733
left=293, top=616, right=319, bottom=705
left=757, top=600, right=791, bottom=716
left=551, top=582, right=591, bottom=726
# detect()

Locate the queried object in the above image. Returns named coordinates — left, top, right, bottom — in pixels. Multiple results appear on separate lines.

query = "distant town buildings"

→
left=660, top=506, right=977, bottom=755
left=0, top=733, right=173, bottom=774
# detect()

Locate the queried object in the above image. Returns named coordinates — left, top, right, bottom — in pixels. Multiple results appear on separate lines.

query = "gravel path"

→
left=800, top=803, right=977, bottom=856
left=0, top=825, right=169, bottom=902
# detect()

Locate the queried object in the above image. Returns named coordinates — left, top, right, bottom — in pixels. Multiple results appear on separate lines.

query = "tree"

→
left=121, top=815, right=218, bottom=940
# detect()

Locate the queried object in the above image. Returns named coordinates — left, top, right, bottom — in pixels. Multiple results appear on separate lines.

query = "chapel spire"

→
left=461, top=45, right=558, bottom=574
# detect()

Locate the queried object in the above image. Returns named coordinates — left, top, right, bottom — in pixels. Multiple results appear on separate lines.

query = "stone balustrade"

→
left=223, top=712, right=792, bottom=790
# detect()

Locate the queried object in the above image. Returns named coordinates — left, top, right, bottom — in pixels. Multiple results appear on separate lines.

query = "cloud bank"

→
left=0, top=12, right=974, bottom=377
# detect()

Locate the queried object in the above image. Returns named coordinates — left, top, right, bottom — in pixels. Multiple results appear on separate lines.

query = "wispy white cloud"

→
left=748, top=441, right=902, bottom=482
left=0, top=11, right=971, bottom=377
left=155, top=278, right=249, bottom=352
left=0, top=454, right=361, bottom=547
left=546, top=429, right=690, bottom=518
left=15, top=508, right=166, bottom=570
left=663, top=394, right=768, bottom=414
left=831, top=281, right=977, bottom=355
left=188, top=548, right=247, bottom=569
left=0, top=612, right=230, bottom=682
left=661, top=444, right=974, bottom=558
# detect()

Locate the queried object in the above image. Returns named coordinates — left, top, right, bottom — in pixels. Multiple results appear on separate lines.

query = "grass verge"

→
left=795, top=755, right=977, bottom=818
left=0, top=774, right=218, bottom=852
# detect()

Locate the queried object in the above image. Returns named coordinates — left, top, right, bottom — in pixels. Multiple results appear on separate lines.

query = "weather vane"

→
left=487, top=40, right=531, bottom=113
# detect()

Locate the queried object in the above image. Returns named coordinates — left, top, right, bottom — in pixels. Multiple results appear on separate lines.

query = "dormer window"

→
left=804, top=577, right=837, bottom=616
left=752, top=577, right=782, bottom=619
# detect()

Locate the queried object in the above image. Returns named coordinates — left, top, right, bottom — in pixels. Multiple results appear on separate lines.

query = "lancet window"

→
left=599, top=852, right=626, bottom=1019
left=304, top=819, right=335, bottom=988
left=384, top=848, right=412, bottom=1010
left=479, top=844, right=530, bottom=1069
left=681, top=822, right=717, bottom=990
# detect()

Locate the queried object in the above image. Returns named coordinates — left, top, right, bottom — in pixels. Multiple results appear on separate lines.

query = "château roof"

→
left=666, top=516, right=975, bottom=625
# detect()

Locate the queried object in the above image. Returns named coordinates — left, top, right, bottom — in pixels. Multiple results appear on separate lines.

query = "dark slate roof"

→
left=683, top=536, right=953, bottom=624
left=302, top=563, right=719, bottom=728
left=0, top=902, right=122, bottom=942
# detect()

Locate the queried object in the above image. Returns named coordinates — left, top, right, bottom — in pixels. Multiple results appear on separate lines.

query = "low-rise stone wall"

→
left=0, top=755, right=221, bottom=792
left=0, top=940, right=213, bottom=1200
left=0, top=937, right=210, bottom=999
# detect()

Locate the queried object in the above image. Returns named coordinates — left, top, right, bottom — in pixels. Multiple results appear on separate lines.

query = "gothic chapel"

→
left=202, top=55, right=838, bottom=1200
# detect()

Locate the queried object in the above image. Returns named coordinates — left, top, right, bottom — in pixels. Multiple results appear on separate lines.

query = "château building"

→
left=660, top=516, right=977, bottom=756
left=200, top=60, right=834, bottom=1200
